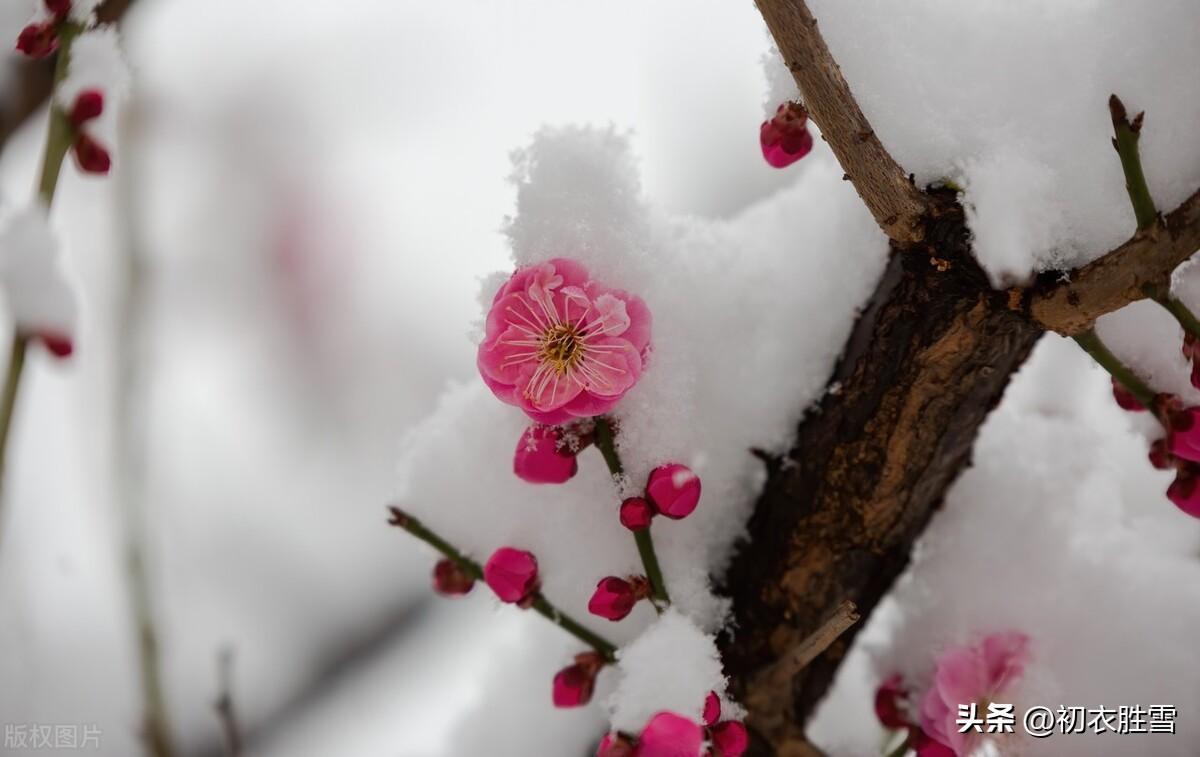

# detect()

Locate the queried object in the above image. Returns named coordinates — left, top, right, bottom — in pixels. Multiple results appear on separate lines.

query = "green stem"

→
left=883, top=734, right=911, bottom=757
left=593, top=416, right=670, bottom=606
left=1073, top=328, right=1157, bottom=409
left=388, top=507, right=617, bottom=661
left=1109, top=94, right=1157, bottom=231
left=1143, top=283, right=1200, bottom=341
left=0, top=22, right=83, bottom=545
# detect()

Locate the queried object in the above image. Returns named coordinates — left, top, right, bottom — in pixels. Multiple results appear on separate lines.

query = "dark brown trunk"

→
left=722, top=196, right=1042, bottom=754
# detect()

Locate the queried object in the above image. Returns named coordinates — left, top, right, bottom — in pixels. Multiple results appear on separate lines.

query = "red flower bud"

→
left=873, top=674, right=910, bottom=730
left=760, top=102, right=813, bottom=169
left=645, top=463, right=701, bottom=520
left=595, top=733, right=636, bottom=757
left=552, top=651, right=605, bottom=708
left=1110, top=378, right=1145, bottom=412
left=1149, top=439, right=1174, bottom=471
left=16, top=22, right=59, bottom=59
left=1168, top=469, right=1200, bottom=519
left=69, top=89, right=105, bottom=127
left=73, top=133, right=112, bottom=175
left=431, top=558, right=475, bottom=596
left=513, top=424, right=578, bottom=484
left=30, top=330, right=73, bottom=359
left=702, top=690, right=721, bottom=727
left=710, top=720, right=749, bottom=757
left=587, top=576, right=649, bottom=621
left=483, top=547, right=539, bottom=605
left=619, top=497, right=654, bottom=531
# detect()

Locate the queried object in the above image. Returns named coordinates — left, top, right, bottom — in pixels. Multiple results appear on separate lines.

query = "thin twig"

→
left=758, top=600, right=859, bottom=683
left=1072, top=329, right=1157, bottom=409
left=755, top=0, right=931, bottom=244
left=593, top=416, right=669, bottom=607
left=387, top=506, right=618, bottom=661
left=213, top=648, right=242, bottom=757
left=1109, top=95, right=1157, bottom=231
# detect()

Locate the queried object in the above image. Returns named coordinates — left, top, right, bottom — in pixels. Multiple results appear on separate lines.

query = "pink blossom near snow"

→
left=645, top=464, right=700, bottom=520
left=700, top=691, right=748, bottom=756
left=16, top=20, right=58, bottom=58
left=587, top=576, right=649, bottom=622
left=759, top=102, right=813, bottom=169
left=1164, top=404, right=1200, bottom=464
left=619, top=497, right=653, bottom=531
left=55, top=26, right=131, bottom=113
left=0, top=205, right=77, bottom=356
left=636, top=711, right=704, bottom=757
left=918, top=631, right=1031, bottom=755
left=596, top=732, right=636, bottom=756
left=1110, top=378, right=1145, bottom=412
left=551, top=651, right=606, bottom=709
left=483, top=547, right=540, bottom=605
left=431, top=559, right=475, bottom=597
left=68, top=89, right=104, bottom=127
left=72, top=132, right=111, bottom=174
left=1167, top=471, right=1200, bottom=518
left=477, top=257, right=652, bottom=425
left=514, top=424, right=580, bottom=484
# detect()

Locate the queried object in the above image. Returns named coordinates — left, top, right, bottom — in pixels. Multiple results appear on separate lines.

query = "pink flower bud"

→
left=619, top=496, right=654, bottom=531
left=1149, top=439, right=1174, bottom=471
left=760, top=102, right=813, bottom=169
left=587, top=576, right=649, bottom=621
left=596, top=733, right=636, bottom=757
left=637, top=712, right=703, bottom=757
left=16, top=22, right=58, bottom=59
left=1110, top=378, right=1145, bottom=412
left=483, top=547, right=539, bottom=604
left=431, top=558, right=475, bottom=597
left=702, top=691, right=721, bottom=727
left=710, top=720, right=749, bottom=757
left=31, top=330, right=73, bottom=359
left=1164, top=404, right=1200, bottom=464
left=69, top=90, right=105, bottom=127
left=873, top=674, right=909, bottom=730
left=552, top=651, right=605, bottom=708
left=73, top=134, right=112, bottom=175
left=646, top=464, right=701, bottom=520
left=1191, top=362, right=1200, bottom=392
left=1168, top=470, right=1200, bottom=519
left=513, top=424, right=579, bottom=484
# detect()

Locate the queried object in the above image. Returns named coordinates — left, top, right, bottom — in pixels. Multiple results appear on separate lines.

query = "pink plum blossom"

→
left=646, top=464, right=701, bottom=520
left=760, top=102, right=814, bottom=168
left=636, top=712, right=704, bottom=757
left=513, top=424, right=579, bottom=484
left=700, top=692, right=748, bottom=757
left=919, top=631, right=1031, bottom=755
left=483, top=547, right=539, bottom=605
left=478, top=258, right=651, bottom=425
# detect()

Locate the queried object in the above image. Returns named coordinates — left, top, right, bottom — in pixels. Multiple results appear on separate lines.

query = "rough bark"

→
left=722, top=194, right=1043, bottom=753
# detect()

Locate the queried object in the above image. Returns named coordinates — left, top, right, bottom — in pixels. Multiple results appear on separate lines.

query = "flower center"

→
left=540, top=324, right=584, bottom=375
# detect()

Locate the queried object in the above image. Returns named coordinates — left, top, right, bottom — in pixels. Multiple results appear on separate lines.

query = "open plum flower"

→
left=478, top=258, right=652, bottom=425
left=919, top=631, right=1031, bottom=755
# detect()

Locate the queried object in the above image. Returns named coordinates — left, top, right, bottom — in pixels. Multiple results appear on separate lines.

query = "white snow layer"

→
left=805, top=0, right=1200, bottom=284
left=0, top=204, right=77, bottom=337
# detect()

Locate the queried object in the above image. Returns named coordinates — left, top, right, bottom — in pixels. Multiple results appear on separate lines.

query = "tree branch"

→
left=1027, top=187, right=1200, bottom=335
left=756, top=0, right=932, bottom=244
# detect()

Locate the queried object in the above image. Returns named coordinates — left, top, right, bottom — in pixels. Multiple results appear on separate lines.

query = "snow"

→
left=806, top=0, right=1200, bottom=282
left=57, top=25, right=130, bottom=143
left=608, top=610, right=727, bottom=733
left=0, top=203, right=77, bottom=338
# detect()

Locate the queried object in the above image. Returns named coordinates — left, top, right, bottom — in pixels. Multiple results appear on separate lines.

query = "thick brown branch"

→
left=724, top=200, right=1042, bottom=753
left=756, top=0, right=931, bottom=244
left=1028, top=187, right=1200, bottom=335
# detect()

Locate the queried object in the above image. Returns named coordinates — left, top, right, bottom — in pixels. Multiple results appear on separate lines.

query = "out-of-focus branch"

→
left=755, top=0, right=932, bottom=244
left=0, top=0, right=133, bottom=150
left=213, top=649, right=243, bottom=757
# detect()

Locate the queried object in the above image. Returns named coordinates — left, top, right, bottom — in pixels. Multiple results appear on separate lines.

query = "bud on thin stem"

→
left=1073, top=328, right=1157, bottom=412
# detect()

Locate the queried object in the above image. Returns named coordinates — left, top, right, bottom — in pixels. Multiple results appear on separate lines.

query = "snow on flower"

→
left=919, top=631, right=1031, bottom=755
left=477, top=257, right=652, bottom=425
left=55, top=26, right=131, bottom=114
left=645, top=463, right=701, bottom=520
left=0, top=205, right=77, bottom=357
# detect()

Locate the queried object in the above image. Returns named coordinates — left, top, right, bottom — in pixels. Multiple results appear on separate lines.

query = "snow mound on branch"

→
left=608, top=610, right=729, bottom=733
left=57, top=26, right=130, bottom=143
left=396, top=126, right=884, bottom=718
left=0, top=204, right=77, bottom=339
left=803, top=0, right=1200, bottom=283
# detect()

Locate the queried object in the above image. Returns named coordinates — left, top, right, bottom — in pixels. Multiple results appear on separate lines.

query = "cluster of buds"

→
left=619, top=463, right=702, bottom=531
left=16, top=0, right=72, bottom=59
left=67, top=89, right=110, bottom=174
left=1112, top=381, right=1200, bottom=517
left=596, top=693, right=748, bottom=757
left=759, top=102, right=814, bottom=169
left=513, top=422, right=593, bottom=484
